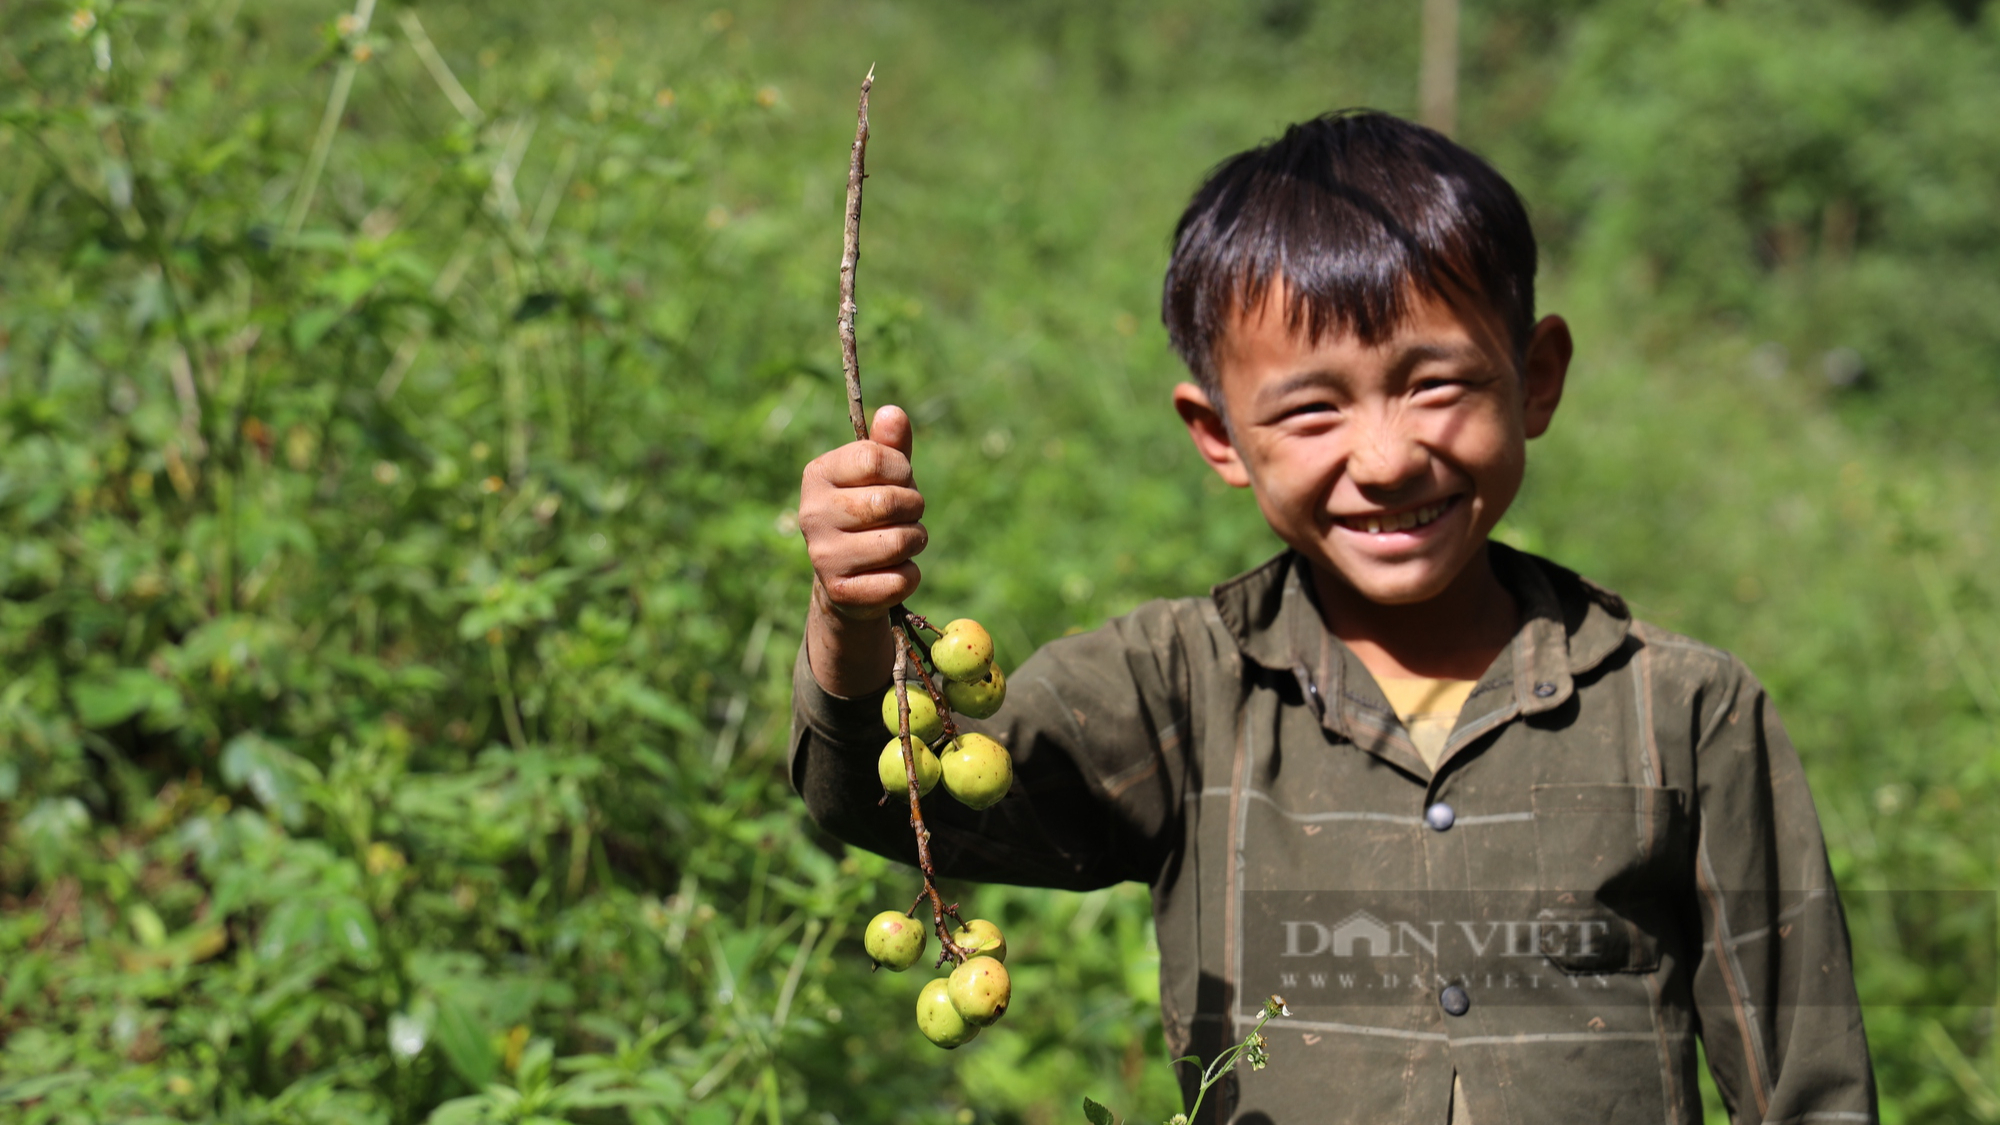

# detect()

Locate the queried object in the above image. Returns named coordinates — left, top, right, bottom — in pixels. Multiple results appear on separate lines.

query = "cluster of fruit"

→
left=876, top=618, right=1012, bottom=811
left=870, top=617, right=1018, bottom=1048
left=864, top=912, right=1011, bottom=1048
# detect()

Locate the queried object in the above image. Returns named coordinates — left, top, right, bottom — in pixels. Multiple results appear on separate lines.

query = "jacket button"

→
left=1440, top=984, right=1471, bottom=1016
left=1533, top=681, right=1558, bottom=698
left=1424, top=802, right=1455, bottom=831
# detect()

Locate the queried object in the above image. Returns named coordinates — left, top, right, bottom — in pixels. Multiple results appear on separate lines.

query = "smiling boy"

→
left=791, top=111, right=1875, bottom=1123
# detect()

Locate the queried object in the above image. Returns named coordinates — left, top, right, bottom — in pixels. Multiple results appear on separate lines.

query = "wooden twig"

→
left=839, top=65, right=875, bottom=443
left=834, top=67, right=967, bottom=965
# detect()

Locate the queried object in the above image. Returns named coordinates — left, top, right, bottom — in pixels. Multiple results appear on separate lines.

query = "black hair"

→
left=1161, top=110, right=1538, bottom=400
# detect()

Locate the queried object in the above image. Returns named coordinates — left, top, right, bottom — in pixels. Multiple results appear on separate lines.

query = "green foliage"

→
left=1524, top=0, right=2000, bottom=443
left=0, top=0, right=1995, bottom=1123
left=0, top=1, right=916, bottom=1120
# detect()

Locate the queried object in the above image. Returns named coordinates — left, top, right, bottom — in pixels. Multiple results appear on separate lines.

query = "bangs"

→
left=1162, top=111, right=1537, bottom=397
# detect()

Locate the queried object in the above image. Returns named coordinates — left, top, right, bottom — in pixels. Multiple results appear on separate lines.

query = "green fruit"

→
left=947, top=955, right=1011, bottom=1026
left=952, top=918, right=1007, bottom=963
left=941, top=733, right=1013, bottom=810
left=942, top=664, right=1005, bottom=719
left=863, top=909, right=927, bottom=971
left=931, top=619, right=995, bottom=683
left=881, top=686, right=944, bottom=743
left=916, top=976, right=980, bottom=1048
left=878, top=736, right=942, bottom=796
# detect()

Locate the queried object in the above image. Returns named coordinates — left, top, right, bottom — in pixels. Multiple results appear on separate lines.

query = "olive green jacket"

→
left=790, top=545, right=1876, bottom=1124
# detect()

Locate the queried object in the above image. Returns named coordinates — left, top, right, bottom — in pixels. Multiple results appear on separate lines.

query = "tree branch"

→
left=832, top=67, right=971, bottom=965
left=839, top=65, right=874, bottom=443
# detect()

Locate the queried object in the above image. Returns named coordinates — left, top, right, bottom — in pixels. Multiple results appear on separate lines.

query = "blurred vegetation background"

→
left=0, top=0, right=1995, bottom=1121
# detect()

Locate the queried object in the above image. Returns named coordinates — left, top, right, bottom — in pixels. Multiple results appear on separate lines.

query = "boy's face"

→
left=1175, top=286, right=1570, bottom=609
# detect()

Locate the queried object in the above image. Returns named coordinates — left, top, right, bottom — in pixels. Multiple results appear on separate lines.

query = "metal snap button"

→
left=1533, top=682, right=1558, bottom=698
left=1440, top=984, right=1471, bottom=1016
left=1424, top=802, right=1455, bottom=831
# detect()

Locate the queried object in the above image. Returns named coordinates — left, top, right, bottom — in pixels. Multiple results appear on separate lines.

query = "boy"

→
left=790, top=111, right=1875, bottom=1123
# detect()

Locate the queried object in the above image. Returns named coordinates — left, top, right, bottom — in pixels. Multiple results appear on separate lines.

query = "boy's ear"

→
left=1520, top=314, right=1572, bottom=439
left=1173, top=382, right=1254, bottom=489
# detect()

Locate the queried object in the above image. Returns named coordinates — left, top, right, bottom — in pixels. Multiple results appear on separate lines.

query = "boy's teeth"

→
left=1344, top=502, right=1447, bottom=533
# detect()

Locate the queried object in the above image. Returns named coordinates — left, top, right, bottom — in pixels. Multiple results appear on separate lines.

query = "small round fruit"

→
left=916, top=976, right=980, bottom=1048
left=941, top=733, right=1013, bottom=810
left=947, top=955, right=1011, bottom=1026
left=942, top=664, right=1006, bottom=719
left=952, top=918, right=1007, bottom=963
left=863, top=910, right=927, bottom=971
left=931, top=619, right=995, bottom=683
left=881, top=686, right=944, bottom=743
left=878, top=737, right=942, bottom=796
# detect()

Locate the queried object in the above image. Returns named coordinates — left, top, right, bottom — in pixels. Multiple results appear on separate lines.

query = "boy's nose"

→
left=1346, top=417, right=1429, bottom=492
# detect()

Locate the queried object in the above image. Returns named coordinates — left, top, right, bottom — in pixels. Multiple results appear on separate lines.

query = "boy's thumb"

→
left=868, top=404, right=914, bottom=460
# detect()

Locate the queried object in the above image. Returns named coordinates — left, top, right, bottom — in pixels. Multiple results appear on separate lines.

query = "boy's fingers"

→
left=847, top=525, right=928, bottom=570
left=812, top=438, right=914, bottom=489
left=826, top=485, right=925, bottom=532
left=868, top=405, right=914, bottom=461
left=797, top=405, right=924, bottom=615
left=806, top=524, right=928, bottom=577
left=820, top=561, right=922, bottom=617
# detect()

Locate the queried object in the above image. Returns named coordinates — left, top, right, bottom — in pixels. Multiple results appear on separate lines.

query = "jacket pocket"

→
left=1530, top=783, right=1689, bottom=974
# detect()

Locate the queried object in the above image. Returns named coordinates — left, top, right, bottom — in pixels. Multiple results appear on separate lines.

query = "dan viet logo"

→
left=1280, top=909, right=1614, bottom=960
left=1242, top=894, right=1640, bottom=1006
left=1243, top=890, right=1993, bottom=1009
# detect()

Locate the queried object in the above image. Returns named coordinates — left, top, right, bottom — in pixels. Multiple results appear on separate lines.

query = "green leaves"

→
left=433, top=998, right=503, bottom=1091
left=70, top=668, right=182, bottom=729
left=219, top=733, right=319, bottom=828
left=1528, top=0, right=2000, bottom=444
left=0, top=1072, right=95, bottom=1105
left=457, top=562, right=579, bottom=639
left=16, top=798, right=89, bottom=880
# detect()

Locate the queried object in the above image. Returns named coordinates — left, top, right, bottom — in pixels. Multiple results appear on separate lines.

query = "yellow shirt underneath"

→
left=1374, top=676, right=1477, bottom=771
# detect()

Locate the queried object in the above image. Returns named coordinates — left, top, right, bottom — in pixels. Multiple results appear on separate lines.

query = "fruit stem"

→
left=892, top=626, right=971, bottom=966
left=896, top=616, right=958, bottom=743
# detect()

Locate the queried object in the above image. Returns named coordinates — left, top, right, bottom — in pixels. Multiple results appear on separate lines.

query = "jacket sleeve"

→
left=787, top=598, right=1202, bottom=891
left=1690, top=661, right=1878, bottom=1124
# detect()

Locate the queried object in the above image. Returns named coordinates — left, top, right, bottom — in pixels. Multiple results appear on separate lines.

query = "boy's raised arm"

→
left=789, top=393, right=1201, bottom=892
left=797, top=404, right=927, bottom=700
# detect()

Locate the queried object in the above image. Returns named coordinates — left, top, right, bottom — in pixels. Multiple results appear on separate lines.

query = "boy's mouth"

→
left=1332, top=498, right=1455, bottom=535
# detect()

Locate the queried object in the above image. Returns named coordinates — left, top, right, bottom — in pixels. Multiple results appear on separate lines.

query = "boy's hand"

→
left=800, top=405, right=925, bottom=695
left=802, top=404, right=928, bottom=617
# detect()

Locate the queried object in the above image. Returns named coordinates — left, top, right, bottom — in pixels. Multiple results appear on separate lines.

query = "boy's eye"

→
left=1279, top=401, right=1338, bottom=419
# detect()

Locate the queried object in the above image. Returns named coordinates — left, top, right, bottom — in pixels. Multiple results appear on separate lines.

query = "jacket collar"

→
left=1210, top=543, right=1632, bottom=772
